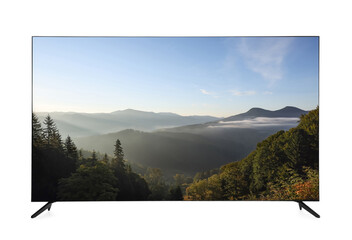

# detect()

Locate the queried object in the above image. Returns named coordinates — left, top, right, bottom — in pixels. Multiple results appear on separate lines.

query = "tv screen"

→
left=32, top=36, right=319, bottom=203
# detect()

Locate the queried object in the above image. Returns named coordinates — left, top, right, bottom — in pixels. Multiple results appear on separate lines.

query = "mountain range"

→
left=35, top=109, right=221, bottom=138
left=69, top=106, right=309, bottom=177
left=222, top=106, right=308, bottom=122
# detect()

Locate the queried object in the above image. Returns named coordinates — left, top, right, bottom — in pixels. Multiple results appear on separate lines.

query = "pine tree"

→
left=64, top=135, right=78, bottom=160
left=112, top=139, right=125, bottom=171
left=91, top=150, right=97, bottom=161
left=43, top=115, right=55, bottom=146
left=83, top=150, right=98, bottom=167
left=102, top=153, right=109, bottom=164
left=43, top=114, right=63, bottom=150
left=53, top=131, right=64, bottom=151
left=114, top=139, right=124, bottom=161
left=32, top=113, right=43, bottom=147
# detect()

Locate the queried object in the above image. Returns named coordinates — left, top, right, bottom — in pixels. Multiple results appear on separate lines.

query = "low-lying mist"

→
left=210, top=117, right=300, bottom=129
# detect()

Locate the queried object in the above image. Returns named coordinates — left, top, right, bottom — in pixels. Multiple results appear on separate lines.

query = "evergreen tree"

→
left=114, top=139, right=124, bottom=160
left=32, top=113, right=43, bottom=147
left=112, top=139, right=125, bottom=171
left=43, top=115, right=55, bottom=146
left=91, top=150, right=97, bottom=161
left=102, top=153, right=109, bottom=163
left=83, top=150, right=98, bottom=167
left=32, top=115, right=77, bottom=201
left=43, top=114, right=63, bottom=150
left=64, top=135, right=78, bottom=161
left=53, top=131, right=64, bottom=151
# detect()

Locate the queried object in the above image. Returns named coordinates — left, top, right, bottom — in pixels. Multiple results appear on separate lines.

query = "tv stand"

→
left=31, top=201, right=320, bottom=218
left=296, top=201, right=320, bottom=218
left=31, top=202, right=54, bottom=218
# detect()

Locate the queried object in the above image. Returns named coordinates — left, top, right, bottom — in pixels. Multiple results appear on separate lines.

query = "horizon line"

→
left=32, top=105, right=313, bottom=118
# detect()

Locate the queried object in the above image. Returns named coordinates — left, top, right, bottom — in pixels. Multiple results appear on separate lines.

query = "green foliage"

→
left=143, top=168, right=167, bottom=200
left=186, top=107, right=319, bottom=201
left=58, top=162, right=119, bottom=201
left=261, top=167, right=319, bottom=200
left=186, top=174, right=222, bottom=200
left=64, top=135, right=78, bottom=161
left=193, top=169, right=219, bottom=183
left=220, top=161, right=248, bottom=200
left=32, top=114, right=77, bottom=201
left=109, top=139, right=150, bottom=200
left=102, top=153, right=109, bottom=164
left=33, top=108, right=319, bottom=202
left=284, top=128, right=315, bottom=172
left=32, top=113, right=44, bottom=147
left=251, top=130, right=286, bottom=192
left=167, top=185, right=184, bottom=200
left=32, top=114, right=150, bottom=201
left=77, top=149, right=108, bottom=162
left=173, top=174, right=186, bottom=186
left=43, top=115, right=63, bottom=150
left=126, top=170, right=151, bottom=200
left=114, top=139, right=124, bottom=162
left=74, top=127, right=267, bottom=177
left=297, top=106, right=319, bottom=138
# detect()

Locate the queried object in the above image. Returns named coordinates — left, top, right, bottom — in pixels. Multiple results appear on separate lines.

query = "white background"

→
left=1, top=0, right=351, bottom=239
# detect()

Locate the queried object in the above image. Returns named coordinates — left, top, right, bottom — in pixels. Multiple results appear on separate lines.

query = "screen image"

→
left=32, top=36, right=319, bottom=202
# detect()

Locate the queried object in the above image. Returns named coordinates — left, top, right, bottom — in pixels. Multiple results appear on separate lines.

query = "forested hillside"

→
left=74, top=107, right=306, bottom=177
left=32, top=114, right=183, bottom=201
left=74, top=128, right=267, bottom=177
left=32, top=107, right=318, bottom=201
left=185, top=107, right=319, bottom=201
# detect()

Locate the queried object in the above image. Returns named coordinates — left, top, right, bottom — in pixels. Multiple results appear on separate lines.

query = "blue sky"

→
left=33, top=37, right=318, bottom=117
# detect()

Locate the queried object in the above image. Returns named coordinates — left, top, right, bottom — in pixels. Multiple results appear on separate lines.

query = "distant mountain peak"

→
left=248, top=107, right=264, bottom=111
left=246, top=107, right=268, bottom=114
left=223, top=106, right=308, bottom=122
left=282, top=106, right=298, bottom=109
left=247, top=106, right=304, bottom=112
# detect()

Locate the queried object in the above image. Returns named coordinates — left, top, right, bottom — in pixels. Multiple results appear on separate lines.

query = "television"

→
left=32, top=36, right=319, bottom=218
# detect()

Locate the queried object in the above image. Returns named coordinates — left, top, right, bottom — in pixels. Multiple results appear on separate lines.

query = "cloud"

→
left=200, top=89, right=212, bottom=95
left=230, top=90, right=256, bottom=96
left=263, top=91, right=273, bottom=95
left=238, top=37, right=294, bottom=84
left=200, top=89, right=218, bottom=98
left=209, top=117, right=300, bottom=129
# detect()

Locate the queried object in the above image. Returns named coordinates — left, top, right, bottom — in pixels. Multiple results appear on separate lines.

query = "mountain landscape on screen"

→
left=35, top=109, right=221, bottom=138
left=32, top=36, right=319, bottom=202
left=72, top=106, right=307, bottom=176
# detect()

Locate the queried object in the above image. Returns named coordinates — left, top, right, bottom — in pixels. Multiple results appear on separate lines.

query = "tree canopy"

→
left=32, top=114, right=151, bottom=201
left=186, top=107, right=319, bottom=201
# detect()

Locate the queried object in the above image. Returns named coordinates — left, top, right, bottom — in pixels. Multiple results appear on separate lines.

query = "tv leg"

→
left=296, top=201, right=320, bottom=218
left=31, top=202, right=54, bottom=218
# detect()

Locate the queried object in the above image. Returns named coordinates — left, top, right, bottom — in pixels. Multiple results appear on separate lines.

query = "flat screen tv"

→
left=32, top=36, right=319, bottom=218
